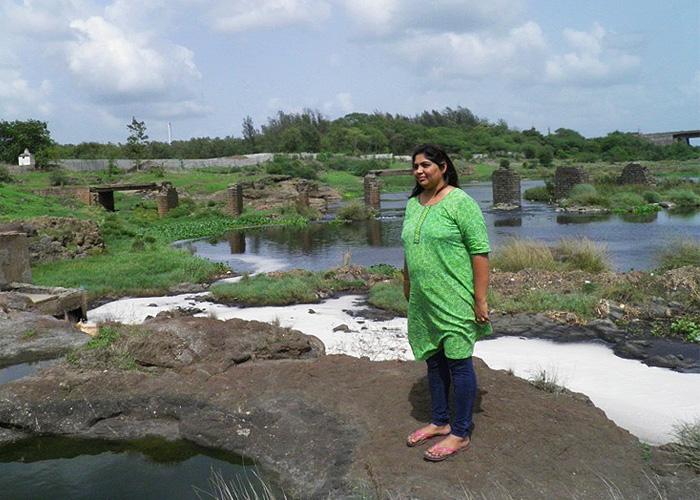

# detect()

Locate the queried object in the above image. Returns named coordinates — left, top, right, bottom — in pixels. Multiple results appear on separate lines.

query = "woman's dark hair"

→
left=409, top=143, right=459, bottom=198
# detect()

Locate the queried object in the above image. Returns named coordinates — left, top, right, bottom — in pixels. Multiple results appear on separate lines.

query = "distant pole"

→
left=167, top=122, right=172, bottom=145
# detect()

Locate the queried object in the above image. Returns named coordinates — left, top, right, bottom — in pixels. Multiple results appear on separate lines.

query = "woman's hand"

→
left=474, top=297, right=489, bottom=324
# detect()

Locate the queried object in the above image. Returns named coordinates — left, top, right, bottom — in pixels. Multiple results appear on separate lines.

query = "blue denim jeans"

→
left=426, top=350, right=476, bottom=438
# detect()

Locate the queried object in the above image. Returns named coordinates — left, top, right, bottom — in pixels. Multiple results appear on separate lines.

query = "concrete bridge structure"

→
left=639, top=130, right=700, bottom=146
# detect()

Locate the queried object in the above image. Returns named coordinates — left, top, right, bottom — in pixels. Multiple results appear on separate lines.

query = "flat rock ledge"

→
left=0, top=311, right=87, bottom=367
left=0, top=317, right=696, bottom=499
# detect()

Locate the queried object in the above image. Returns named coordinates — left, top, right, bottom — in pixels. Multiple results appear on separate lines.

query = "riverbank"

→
left=0, top=315, right=696, bottom=498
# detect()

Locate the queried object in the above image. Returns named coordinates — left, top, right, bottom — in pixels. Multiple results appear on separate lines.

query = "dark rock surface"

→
left=0, top=311, right=87, bottom=367
left=491, top=313, right=700, bottom=373
left=0, top=317, right=695, bottom=499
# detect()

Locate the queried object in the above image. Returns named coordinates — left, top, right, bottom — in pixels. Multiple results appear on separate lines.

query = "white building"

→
left=18, top=148, right=35, bottom=167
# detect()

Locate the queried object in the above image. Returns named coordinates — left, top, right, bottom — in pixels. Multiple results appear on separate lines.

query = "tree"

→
left=538, top=147, right=554, bottom=167
left=0, top=119, right=53, bottom=165
left=242, top=115, right=257, bottom=150
left=126, top=117, right=149, bottom=168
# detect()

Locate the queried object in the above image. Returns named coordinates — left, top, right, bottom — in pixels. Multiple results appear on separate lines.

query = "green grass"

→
left=0, top=183, right=95, bottom=220
left=491, top=289, right=600, bottom=319
left=656, top=238, right=700, bottom=270
left=86, top=325, right=121, bottom=349
left=318, top=170, right=362, bottom=199
left=210, top=270, right=364, bottom=306
left=368, top=279, right=407, bottom=316
left=33, top=245, right=226, bottom=299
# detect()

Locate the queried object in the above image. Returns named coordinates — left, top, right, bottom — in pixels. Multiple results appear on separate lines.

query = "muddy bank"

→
left=0, top=316, right=695, bottom=499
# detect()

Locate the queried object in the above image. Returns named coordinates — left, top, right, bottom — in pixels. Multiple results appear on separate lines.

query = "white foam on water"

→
left=475, top=337, right=700, bottom=445
left=88, top=294, right=700, bottom=444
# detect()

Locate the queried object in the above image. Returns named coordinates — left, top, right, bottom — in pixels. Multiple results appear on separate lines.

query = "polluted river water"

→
left=89, top=183, right=700, bottom=445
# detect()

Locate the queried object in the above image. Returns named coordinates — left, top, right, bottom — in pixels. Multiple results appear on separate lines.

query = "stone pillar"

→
left=491, top=167, right=521, bottom=208
left=554, top=166, right=589, bottom=199
left=0, top=232, right=32, bottom=288
left=156, top=194, right=169, bottom=218
left=364, top=174, right=381, bottom=210
left=226, top=184, right=244, bottom=216
left=157, top=183, right=179, bottom=217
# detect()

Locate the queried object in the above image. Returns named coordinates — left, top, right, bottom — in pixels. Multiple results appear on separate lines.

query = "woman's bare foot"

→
left=424, top=434, right=471, bottom=461
left=406, top=423, right=451, bottom=447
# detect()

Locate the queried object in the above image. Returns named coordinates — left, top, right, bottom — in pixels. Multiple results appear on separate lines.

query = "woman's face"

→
left=412, top=153, right=446, bottom=190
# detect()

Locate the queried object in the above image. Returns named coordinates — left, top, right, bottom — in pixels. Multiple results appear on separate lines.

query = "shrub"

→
left=610, top=191, right=646, bottom=211
left=554, top=238, right=611, bottom=273
left=670, top=318, right=700, bottom=343
left=265, top=156, right=317, bottom=180
left=491, top=238, right=558, bottom=272
left=656, top=238, right=700, bottom=270
left=666, top=188, right=700, bottom=208
left=642, top=191, right=661, bottom=204
left=336, top=201, right=375, bottom=221
left=48, top=168, right=72, bottom=186
left=0, top=165, right=14, bottom=183
left=499, top=158, right=510, bottom=169
left=523, top=185, right=553, bottom=203
left=566, top=184, right=608, bottom=207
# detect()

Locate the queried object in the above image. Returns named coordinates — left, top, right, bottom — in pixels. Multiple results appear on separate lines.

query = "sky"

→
left=1, top=0, right=698, bottom=144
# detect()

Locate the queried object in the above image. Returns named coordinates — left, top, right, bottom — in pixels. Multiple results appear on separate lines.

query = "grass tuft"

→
left=528, top=369, right=565, bottom=394
left=554, top=237, right=611, bottom=273
left=670, top=420, right=700, bottom=472
left=490, top=238, right=558, bottom=272
left=656, top=238, right=700, bottom=270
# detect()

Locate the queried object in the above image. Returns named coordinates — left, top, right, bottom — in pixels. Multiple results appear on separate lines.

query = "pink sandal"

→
left=424, top=440, right=470, bottom=462
left=406, top=428, right=450, bottom=447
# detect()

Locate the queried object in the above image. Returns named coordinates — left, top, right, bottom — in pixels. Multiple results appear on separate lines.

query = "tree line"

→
left=1, top=107, right=697, bottom=167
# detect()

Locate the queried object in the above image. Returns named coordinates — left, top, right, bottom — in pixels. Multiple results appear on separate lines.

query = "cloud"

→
left=0, top=0, right=88, bottom=39
left=545, top=23, right=640, bottom=85
left=66, top=16, right=201, bottom=102
left=210, top=0, right=331, bottom=32
left=341, top=0, right=525, bottom=37
left=0, top=67, right=52, bottom=117
left=394, top=21, right=547, bottom=80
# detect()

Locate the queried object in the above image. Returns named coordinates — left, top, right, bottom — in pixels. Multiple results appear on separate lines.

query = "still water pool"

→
left=0, top=436, right=279, bottom=500
left=180, top=181, right=700, bottom=272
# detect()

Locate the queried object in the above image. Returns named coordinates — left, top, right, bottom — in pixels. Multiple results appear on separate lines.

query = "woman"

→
left=401, top=144, right=491, bottom=462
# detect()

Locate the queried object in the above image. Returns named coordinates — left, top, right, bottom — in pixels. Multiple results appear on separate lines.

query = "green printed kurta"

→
left=401, top=188, right=492, bottom=361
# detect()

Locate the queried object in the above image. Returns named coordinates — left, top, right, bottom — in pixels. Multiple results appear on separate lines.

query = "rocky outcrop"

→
left=0, top=317, right=694, bottom=499
left=0, top=311, right=87, bottom=367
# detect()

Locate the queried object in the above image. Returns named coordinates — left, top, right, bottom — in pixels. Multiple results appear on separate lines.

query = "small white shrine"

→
left=18, top=148, right=35, bottom=167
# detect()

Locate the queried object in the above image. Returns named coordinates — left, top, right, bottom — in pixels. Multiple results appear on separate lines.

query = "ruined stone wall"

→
left=491, top=168, right=521, bottom=206
left=0, top=232, right=32, bottom=288
left=554, top=167, right=589, bottom=199
left=618, top=163, right=653, bottom=185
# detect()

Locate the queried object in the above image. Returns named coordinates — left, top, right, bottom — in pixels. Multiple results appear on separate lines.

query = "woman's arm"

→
left=471, top=253, right=489, bottom=323
left=403, top=257, right=410, bottom=301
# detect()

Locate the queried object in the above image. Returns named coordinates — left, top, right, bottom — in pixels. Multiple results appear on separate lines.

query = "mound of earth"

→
left=0, top=216, right=104, bottom=263
left=0, top=316, right=694, bottom=498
